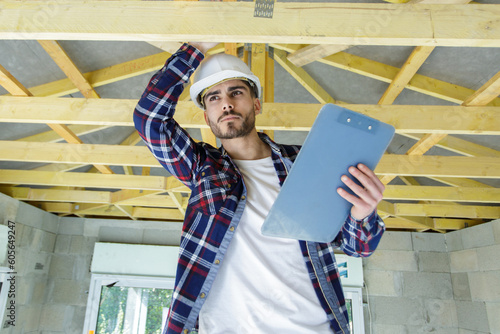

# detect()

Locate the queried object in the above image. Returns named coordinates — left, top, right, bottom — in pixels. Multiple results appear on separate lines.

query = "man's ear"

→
left=254, top=98, right=262, bottom=115
left=203, top=111, right=209, bottom=125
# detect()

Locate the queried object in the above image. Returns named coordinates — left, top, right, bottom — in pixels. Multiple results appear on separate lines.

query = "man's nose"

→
left=221, top=97, right=234, bottom=111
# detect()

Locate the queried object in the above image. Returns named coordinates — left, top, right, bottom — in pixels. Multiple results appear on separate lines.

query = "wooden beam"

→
left=0, top=186, right=111, bottom=204
left=168, top=191, right=186, bottom=217
left=32, top=129, right=141, bottom=174
left=394, top=203, right=500, bottom=219
left=376, top=155, right=500, bottom=179
left=2, top=142, right=500, bottom=178
left=378, top=46, right=435, bottom=105
left=0, top=141, right=158, bottom=166
left=252, top=43, right=266, bottom=99
left=18, top=125, right=110, bottom=143
left=287, top=44, right=352, bottom=67
left=0, top=185, right=186, bottom=209
left=383, top=216, right=435, bottom=230
left=7, top=43, right=499, bottom=110
left=0, top=65, right=113, bottom=174
left=433, top=218, right=483, bottom=230
left=2, top=2, right=500, bottom=47
left=2, top=97, right=500, bottom=135
left=132, top=207, right=184, bottom=220
left=428, top=177, right=494, bottom=188
left=402, top=133, right=500, bottom=158
left=400, top=133, right=499, bottom=188
left=271, top=44, right=500, bottom=106
left=86, top=130, right=143, bottom=174
left=147, top=42, right=183, bottom=54
left=2, top=52, right=170, bottom=98
left=0, top=64, right=32, bottom=96
left=384, top=217, right=484, bottom=230
left=61, top=200, right=185, bottom=220
left=262, top=48, right=275, bottom=139
left=2, top=172, right=498, bottom=203
left=273, top=50, right=335, bottom=104
left=38, top=40, right=100, bottom=98
left=0, top=169, right=178, bottom=191
left=384, top=185, right=500, bottom=203
left=382, top=68, right=500, bottom=184
left=462, top=70, right=500, bottom=106
left=225, top=43, right=238, bottom=57
left=409, top=0, right=472, bottom=4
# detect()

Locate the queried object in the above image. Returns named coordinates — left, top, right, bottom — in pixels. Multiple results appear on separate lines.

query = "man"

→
left=134, top=42, right=386, bottom=334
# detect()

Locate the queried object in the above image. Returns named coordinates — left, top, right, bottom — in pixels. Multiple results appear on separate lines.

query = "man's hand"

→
left=188, top=42, right=220, bottom=55
left=337, top=163, right=384, bottom=221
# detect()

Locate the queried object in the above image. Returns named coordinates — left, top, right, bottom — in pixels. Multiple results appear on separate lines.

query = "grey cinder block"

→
left=456, top=301, right=490, bottom=333
left=461, top=222, right=495, bottom=250
left=402, top=272, right=453, bottom=299
left=449, top=249, right=479, bottom=273
left=451, top=273, right=471, bottom=301
left=364, top=250, right=418, bottom=272
left=418, top=251, right=450, bottom=273
left=412, top=232, right=447, bottom=252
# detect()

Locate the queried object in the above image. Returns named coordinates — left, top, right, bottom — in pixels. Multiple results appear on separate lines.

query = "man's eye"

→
left=232, top=91, right=242, bottom=96
left=209, top=96, right=219, bottom=101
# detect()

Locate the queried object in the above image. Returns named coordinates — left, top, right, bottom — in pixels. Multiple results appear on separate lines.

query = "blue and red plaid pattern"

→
left=134, top=43, right=385, bottom=334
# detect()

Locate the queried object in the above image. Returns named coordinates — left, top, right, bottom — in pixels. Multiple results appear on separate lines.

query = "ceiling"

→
left=0, top=0, right=499, bottom=233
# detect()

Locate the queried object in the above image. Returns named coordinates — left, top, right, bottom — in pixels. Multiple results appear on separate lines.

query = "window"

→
left=83, top=274, right=175, bottom=334
left=344, top=287, right=365, bottom=334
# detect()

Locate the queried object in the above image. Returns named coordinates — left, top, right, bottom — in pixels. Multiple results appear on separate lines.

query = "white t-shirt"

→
left=199, top=157, right=331, bottom=334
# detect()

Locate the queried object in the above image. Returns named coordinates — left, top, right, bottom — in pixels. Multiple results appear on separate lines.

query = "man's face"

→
left=203, top=79, right=261, bottom=140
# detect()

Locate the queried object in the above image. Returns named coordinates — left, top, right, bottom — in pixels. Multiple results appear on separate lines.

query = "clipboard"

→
left=261, top=104, right=395, bottom=243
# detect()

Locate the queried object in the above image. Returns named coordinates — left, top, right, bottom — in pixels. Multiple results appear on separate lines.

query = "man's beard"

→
left=208, top=109, right=255, bottom=140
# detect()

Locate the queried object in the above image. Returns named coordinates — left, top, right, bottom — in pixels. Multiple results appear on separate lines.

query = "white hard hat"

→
left=190, top=53, right=262, bottom=109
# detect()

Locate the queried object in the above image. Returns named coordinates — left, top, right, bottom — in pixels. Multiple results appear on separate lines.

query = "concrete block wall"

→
left=363, top=230, right=458, bottom=334
left=0, top=193, right=182, bottom=334
left=2, top=191, right=498, bottom=334
left=0, top=193, right=58, bottom=334
left=447, top=219, right=500, bottom=334
left=39, top=216, right=182, bottom=333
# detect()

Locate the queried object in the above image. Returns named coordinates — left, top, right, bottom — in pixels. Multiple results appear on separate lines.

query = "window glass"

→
left=96, top=286, right=173, bottom=334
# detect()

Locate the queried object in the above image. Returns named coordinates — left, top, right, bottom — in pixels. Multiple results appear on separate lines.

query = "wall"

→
left=0, top=192, right=59, bottom=334
left=363, top=219, right=500, bottom=334
left=39, top=217, right=181, bottom=334
left=0, top=193, right=182, bottom=334
left=1, top=191, right=498, bottom=333
left=447, top=220, right=500, bottom=333
left=363, top=230, right=457, bottom=334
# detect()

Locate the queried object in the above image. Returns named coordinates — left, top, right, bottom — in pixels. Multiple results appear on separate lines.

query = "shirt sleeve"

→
left=133, top=43, right=206, bottom=188
left=331, top=210, right=386, bottom=257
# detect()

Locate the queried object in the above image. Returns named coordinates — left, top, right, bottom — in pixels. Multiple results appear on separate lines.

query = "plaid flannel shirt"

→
left=134, top=44, right=386, bottom=334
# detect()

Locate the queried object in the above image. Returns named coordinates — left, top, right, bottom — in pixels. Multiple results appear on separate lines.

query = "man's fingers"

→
left=346, top=166, right=379, bottom=199
left=357, top=163, right=385, bottom=193
left=338, top=164, right=386, bottom=220
left=341, top=174, right=368, bottom=200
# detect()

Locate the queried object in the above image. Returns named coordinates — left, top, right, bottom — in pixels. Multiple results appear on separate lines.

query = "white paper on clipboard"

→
left=261, top=104, right=395, bottom=243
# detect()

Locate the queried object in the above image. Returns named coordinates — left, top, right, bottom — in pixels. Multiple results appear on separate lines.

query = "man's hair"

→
left=242, top=79, right=257, bottom=99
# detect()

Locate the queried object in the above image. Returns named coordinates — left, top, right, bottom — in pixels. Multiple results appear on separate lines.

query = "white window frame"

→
left=83, top=274, right=175, bottom=334
left=344, top=286, right=365, bottom=334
